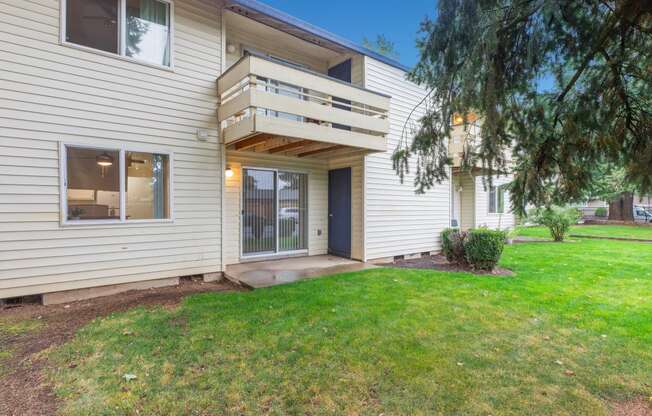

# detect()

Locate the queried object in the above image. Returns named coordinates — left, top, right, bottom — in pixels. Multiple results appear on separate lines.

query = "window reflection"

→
left=278, top=172, right=308, bottom=252
left=126, top=152, right=170, bottom=220
left=126, top=0, right=171, bottom=66
left=242, top=169, right=277, bottom=254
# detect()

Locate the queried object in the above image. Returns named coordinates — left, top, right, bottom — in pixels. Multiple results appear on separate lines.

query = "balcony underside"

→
left=225, top=126, right=383, bottom=159
left=224, top=114, right=387, bottom=158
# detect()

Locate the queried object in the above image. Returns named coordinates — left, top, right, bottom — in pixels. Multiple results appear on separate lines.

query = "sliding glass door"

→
left=242, top=168, right=308, bottom=256
left=242, top=169, right=276, bottom=255
left=279, top=172, right=308, bottom=252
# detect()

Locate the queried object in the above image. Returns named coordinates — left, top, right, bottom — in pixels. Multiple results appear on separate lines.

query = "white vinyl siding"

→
left=0, top=0, right=222, bottom=298
left=474, top=175, right=516, bottom=230
left=223, top=151, right=329, bottom=265
left=363, top=57, right=451, bottom=260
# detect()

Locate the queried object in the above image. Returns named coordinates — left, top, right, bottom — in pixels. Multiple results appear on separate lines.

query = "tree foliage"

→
left=586, top=163, right=639, bottom=202
left=394, top=0, right=652, bottom=214
left=363, top=34, right=400, bottom=60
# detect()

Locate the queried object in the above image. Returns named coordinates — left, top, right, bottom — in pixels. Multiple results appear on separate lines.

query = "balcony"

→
left=449, top=123, right=512, bottom=172
left=217, top=53, right=390, bottom=157
left=449, top=125, right=476, bottom=169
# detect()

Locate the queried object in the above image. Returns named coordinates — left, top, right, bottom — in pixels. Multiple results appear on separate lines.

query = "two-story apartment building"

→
left=448, top=115, right=516, bottom=231
left=0, top=0, right=514, bottom=302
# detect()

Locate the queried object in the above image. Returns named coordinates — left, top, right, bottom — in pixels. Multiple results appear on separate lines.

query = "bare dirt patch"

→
left=0, top=278, right=240, bottom=416
left=610, top=397, right=652, bottom=416
left=385, top=254, right=514, bottom=276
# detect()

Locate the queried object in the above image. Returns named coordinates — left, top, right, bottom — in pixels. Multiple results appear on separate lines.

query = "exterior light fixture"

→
left=225, top=165, right=234, bottom=178
left=96, top=152, right=113, bottom=167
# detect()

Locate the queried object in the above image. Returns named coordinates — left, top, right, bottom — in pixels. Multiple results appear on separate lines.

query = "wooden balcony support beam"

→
left=234, top=134, right=274, bottom=150
left=268, top=139, right=313, bottom=154
left=298, top=145, right=345, bottom=157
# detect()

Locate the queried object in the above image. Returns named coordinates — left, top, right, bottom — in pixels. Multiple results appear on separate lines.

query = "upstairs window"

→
left=64, top=0, right=172, bottom=67
left=66, top=0, right=119, bottom=54
left=126, top=0, right=171, bottom=66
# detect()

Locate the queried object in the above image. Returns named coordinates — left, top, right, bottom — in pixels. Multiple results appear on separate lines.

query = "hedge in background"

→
left=464, top=229, right=507, bottom=270
left=594, top=207, right=608, bottom=217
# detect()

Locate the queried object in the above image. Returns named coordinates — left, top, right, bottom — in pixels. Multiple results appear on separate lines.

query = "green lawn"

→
left=49, top=238, right=652, bottom=415
left=518, top=224, right=652, bottom=240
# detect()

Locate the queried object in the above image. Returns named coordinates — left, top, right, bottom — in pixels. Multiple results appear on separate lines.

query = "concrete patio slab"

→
left=225, top=255, right=378, bottom=288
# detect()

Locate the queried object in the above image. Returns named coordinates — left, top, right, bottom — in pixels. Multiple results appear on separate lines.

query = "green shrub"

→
left=442, top=228, right=467, bottom=264
left=528, top=206, right=581, bottom=242
left=464, top=228, right=507, bottom=270
left=594, top=207, right=607, bottom=217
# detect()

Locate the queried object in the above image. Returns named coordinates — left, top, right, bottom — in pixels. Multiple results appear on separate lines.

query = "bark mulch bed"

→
left=385, top=254, right=514, bottom=276
left=0, top=278, right=240, bottom=416
left=610, top=397, right=652, bottom=416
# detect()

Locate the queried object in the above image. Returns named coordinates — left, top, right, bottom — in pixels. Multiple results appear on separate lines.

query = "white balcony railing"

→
left=217, top=53, right=390, bottom=152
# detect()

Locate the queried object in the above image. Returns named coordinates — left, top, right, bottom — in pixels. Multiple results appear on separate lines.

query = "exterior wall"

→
left=363, top=57, right=451, bottom=260
left=586, top=199, right=609, bottom=208
left=473, top=175, right=516, bottom=230
left=0, top=0, right=223, bottom=298
left=223, top=151, right=329, bottom=265
left=224, top=12, right=331, bottom=72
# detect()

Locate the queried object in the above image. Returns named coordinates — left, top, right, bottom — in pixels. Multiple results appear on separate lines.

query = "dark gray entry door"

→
left=328, top=167, right=352, bottom=258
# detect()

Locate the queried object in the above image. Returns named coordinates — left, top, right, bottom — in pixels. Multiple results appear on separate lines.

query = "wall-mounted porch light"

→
left=225, top=165, right=234, bottom=178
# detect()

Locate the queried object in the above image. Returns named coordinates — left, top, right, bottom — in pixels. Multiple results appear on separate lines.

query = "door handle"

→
left=329, top=214, right=333, bottom=217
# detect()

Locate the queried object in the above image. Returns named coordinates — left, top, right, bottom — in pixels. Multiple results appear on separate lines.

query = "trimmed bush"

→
left=442, top=228, right=467, bottom=264
left=464, top=228, right=507, bottom=270
left=528, top=206, right=581, bottom=242
left=594, top=207, right=608, bottom=217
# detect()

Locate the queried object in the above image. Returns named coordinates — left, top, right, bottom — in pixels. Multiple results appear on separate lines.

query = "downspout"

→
left=448, top=139, right=453, bottom=229
left=219, top=7, right=227, bottom=273
left=362, top=55, right=368, bottom=262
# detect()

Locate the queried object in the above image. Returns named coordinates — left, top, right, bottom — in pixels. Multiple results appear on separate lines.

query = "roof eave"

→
left=225, top=0, right=411, bottom=73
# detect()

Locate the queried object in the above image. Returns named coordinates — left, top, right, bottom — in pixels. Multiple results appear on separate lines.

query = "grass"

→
left=518, top=224, right=652, bottom=240
left=0, top=318, right=43, bottom=337
left=49, top=237, right=652, bottom=415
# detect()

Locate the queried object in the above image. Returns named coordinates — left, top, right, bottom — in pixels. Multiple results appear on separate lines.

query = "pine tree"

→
left=393, top=1, right=652, bottom=214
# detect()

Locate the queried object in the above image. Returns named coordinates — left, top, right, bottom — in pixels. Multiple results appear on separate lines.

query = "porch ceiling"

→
left=227, top=133, right=368, bottom=159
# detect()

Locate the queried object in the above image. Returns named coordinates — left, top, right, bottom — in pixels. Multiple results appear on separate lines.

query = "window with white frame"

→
left=488, top=184, right=506, bottom=214
left=64, top=0, right=172, bottom=67
left=62, top=144, right=172, bottom=223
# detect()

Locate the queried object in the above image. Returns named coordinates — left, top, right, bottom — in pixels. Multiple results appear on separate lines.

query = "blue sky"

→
left=259, top=0, right=437, bottom=68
